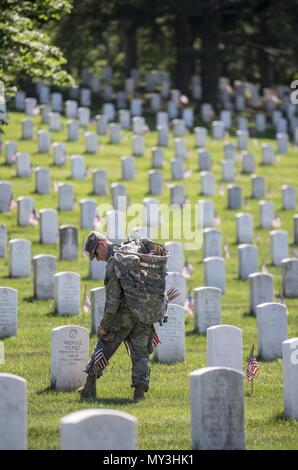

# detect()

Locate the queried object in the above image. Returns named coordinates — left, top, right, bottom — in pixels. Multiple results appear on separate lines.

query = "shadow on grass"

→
left=79, top=396, right=135, bottom=406
left=185, top=329, right=204, bottom=338
left=24, top=295, right=36, bottom=303
left=270, top=411, right=293, bottom=423
left=241, top=311, right=255, bottom=318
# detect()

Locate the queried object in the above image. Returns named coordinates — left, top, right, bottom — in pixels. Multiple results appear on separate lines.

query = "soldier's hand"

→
left=97, top=322, right=107, bottom=337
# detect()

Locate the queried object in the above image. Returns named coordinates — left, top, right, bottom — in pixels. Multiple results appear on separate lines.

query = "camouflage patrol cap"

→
left=84, top=231, right=108, bottom=260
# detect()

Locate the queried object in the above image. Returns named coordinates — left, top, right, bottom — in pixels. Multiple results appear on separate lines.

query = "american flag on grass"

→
left=9, top=195, right=17, bottom=210
left=182, top=260, right=194, bottom=278
left=184, top=291, right=194, bottom=314
left=28, top=209, right=39, bottom=226
left=246, top=345, right=260, bottom=382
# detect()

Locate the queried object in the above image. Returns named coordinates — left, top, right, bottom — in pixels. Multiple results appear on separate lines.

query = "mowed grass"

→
left=0, top=109, right=298, bottom=450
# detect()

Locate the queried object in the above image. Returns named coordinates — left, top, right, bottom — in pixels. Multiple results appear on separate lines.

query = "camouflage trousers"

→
left=85, top=310, right=153, bottom=390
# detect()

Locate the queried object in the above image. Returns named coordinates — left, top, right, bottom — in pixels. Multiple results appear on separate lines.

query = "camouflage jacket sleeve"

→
left=101, top=257, right=122, bottom=328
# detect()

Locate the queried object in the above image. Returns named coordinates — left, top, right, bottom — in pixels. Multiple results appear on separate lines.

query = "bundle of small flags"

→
left=83, top=285, right=91, bottom=313
left=86, top=339, right=108, bottom=376
left=28, top=209, right=39, bottom=226
left=182, top=260, right=194, bottom=279
left=184, top=291, right=194, bottom=315
left=246, top=345, right=260, bottom=382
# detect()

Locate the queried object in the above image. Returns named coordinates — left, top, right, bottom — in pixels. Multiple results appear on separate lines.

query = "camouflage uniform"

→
left=85, top=241, right=153, bottom=390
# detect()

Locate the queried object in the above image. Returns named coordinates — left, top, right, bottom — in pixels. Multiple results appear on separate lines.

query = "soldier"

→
left=78, top=231, right=154, bottom=401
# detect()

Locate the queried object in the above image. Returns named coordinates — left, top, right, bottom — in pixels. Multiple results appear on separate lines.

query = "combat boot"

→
left=133, top=384, right=147, bottom=401
left=77, top=374, right=97, bottom=399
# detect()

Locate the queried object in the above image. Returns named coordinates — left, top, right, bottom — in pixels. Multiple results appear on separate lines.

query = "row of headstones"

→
left=1, top=335, right=297, bottom=450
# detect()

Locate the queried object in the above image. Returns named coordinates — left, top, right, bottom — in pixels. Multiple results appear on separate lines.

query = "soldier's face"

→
left=95, top=241, right=109, bottom=261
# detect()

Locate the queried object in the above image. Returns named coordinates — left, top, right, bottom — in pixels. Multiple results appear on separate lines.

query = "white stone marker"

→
left=200, top=172, right=214, bottom=196
left=35, top=167, right=50, bottom=194
left=157, top=125, right=169, bottom=147
left=256, top=113, right=266, bottom=132
left=170, top=185, right=185, bottom=206
left=282, top=258, right=298, bottom=298
left=148, top=170, right=162, bottom=195
left=107, top=210, right=125, bottom=244
left=51, top=92, right=63, bottom=112
left=282, top=338, right=298, bottom=419
left=40, top=104, right=51, bottom=124
left=277, top=133, right=288, bottom=153
left=0, top=224, right=7, bottom=257
left=21, top=119, right=33, bottom=140
left=17, top=196, right=34, bottom=226
left=54, top=273, right=81, bottom=315
left=143, top=198, right=160, bottom=228
left=91, top=287, right=106, bottom=334
left=111, top=183, right=127, bottom=211
left=242, top=152, right=255, bottom=174
left=109, top=123, right=121, bottom=144
left=121, top=156, right=135, bottom=180
left=197, top=200, right=214, bottom=228
left=65, top=100, right=78, bottom=119
left=165, top=242, right=184, bottom=273
left=132, top=116, right=146, bottom=135
left=203, top=228, right=222, bottom=258
left=182, top=107, right=194, bottom=128
left=119, top=109, right=131, bottom=129
left=49, top=112, right=61, bottom=131
left=0, top=373, right=27, bottom=450
left=93, top=169, right=107, bottom=195
left=194, top=127, right=207, bottom=148
left=0, top=287, right=17, bottom=339
left=25, top=97, right=37, bottom=116
left=5, top=141, right=17, bottom=165
left=212, top=121, right=224, bottom=139
left=228, top=185, right=242, bottom=209
left=173, top=119, right=185, bottom=137
left=237, top=130, right=248, bottom=150
left=96, top=114, right=109, bottom=134
left=0, top=181, right=12, bottom=212
left=15, top=90, right=26, bottom=110
left=165, top=273, right=186, bottom=307
left=171, top=158, right=184, bottom=180
left=257, top=302, right=288, bottom=360
left=198, top=149, right=211, bottom=172
left=270, top=230, right=289, bottom=266
left=190, top=367, right=245, bottom=450
left=204, top=257, right=226, bottom=293
left=71, top=155, right=86, bottom=180
left=174, top=138, right=187, bottom=159
left=259, top=200, right=274, bottom=229
left=251, top=174, right=265, bottom=200
left=37, top=129, right=51, bottom=153
left=261, top=144, right=274, bottom=165
left=60, top=409, right=137, bottom=450
left=132, top=134, right=144, bottom=156
left=207, top=325, right=242, bottom=372
left=33, top=255, right=56, bottom=300
left=80, top=199, right=96, bottom=229
left=154, top=303, right=185, bottom=364
left=194, top=287, right=221, bottom=333
left=249, top=272, right=274, bottom=315
left=89, top=259, right=106, bottom=281
left=59, top=225, right=78, bottom=260
left=131, top=98, right=142, bottom=116
left=156, top=111, right=169, bottom=128
left=236, top=213, right=253, bottom=244
left=51, top=325, right=88, bottom=390
left=58, top=183, right=74, bottom=211
left=39, top=209, right=58, bottom=244
left=224, top=142, right=236, bottom=160
left=238, top=244, right=258, bottom=280
left=80, top=88, right=91, bottom=107
left=9, top=239, right=31, bottom=278
left=67, top=120, right=79, bottom=141
left=16, top=152, right=31, bottom=177
left=221, top=160, right=234, bottom=181
left=53, top=142, right=67, bottom=166
left=85, top=131, right=97, bottom=153
left=282, top=185, right=296, bottom=210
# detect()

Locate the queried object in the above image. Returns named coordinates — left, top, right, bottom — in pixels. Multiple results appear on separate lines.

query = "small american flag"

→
left=246, top=345, right=260, bottom=382
left=152, top=327, right=161, bottom=348
left=9, top=196, right=17, bottom=210
left=184, top=292, right=194, bottom=314
left=93, top=213, right=101, bottom=228
left=272, top=215, right=281, bottom=228
left=213, top=213, right=221, bottom=226
left=90, top=340, right=108, bottom=375
left=53, top=180, right=58, bottom=192
left=218, top=185, right=225, bottom=196
left=83, top=285, right=91, bottom=313
left=28, top=209, right=39, bottom=226
left=182, top=260, right=194, bottom=279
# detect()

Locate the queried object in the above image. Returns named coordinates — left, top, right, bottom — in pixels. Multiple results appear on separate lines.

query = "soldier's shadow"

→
left=79, top=397, right=135, bottom=406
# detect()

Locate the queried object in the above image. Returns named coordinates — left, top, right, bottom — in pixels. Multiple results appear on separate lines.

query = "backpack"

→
left=112, top=239, right=169, bottom=325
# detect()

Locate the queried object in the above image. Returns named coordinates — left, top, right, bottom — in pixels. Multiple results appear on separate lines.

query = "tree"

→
left=0, top=0, right=75, bottom=96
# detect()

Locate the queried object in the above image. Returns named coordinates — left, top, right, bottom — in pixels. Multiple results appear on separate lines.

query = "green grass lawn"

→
left=0, top=109, right=298, bottom=449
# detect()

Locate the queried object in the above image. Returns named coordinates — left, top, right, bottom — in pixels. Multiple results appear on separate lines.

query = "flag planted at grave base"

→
left=246, top=345, right=260, bottom=381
